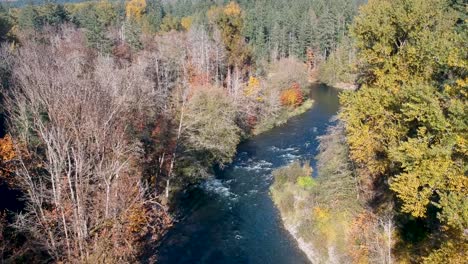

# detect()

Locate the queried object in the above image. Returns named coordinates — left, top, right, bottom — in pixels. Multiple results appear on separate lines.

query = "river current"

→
left=156, top=84, right=340, bottom=264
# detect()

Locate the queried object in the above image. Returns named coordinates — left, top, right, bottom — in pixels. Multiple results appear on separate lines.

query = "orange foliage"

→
left=0, top=135, right=15, bottom=162
left=126, top=202, right=150, bottom=234
left=188, top=65, right=211, bottom=87
left=0, top=135, right=17, bottom=185
left=180, top=16, right=193, bottom=31
left=347, top=212, right=378, bottom=263
left=190, top=72, right=210, bottom=87
left=280, top=82, right=303, bottom=107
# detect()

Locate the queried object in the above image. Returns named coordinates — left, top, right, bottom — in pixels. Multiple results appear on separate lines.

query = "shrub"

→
left=280, top=83, right=303, bottom=107
left=297, top=176, right=316, bottom=189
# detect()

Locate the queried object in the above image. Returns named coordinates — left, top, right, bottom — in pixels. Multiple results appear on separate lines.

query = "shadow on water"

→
left=154, top=84, right=341, bottom=264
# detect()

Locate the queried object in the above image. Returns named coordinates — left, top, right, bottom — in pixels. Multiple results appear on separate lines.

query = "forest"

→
left=0, top=0, right=466, bottom=263
left=271, top=0, right=467, bottom=263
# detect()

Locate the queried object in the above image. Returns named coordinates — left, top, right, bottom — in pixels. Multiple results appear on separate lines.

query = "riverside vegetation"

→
left=272, top=0, right=467, bottom=263
left=0, top=0, right=362, bottom=262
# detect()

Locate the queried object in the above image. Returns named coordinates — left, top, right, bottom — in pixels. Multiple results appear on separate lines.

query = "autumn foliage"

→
left=125, top=0, right=146, bottom=21
left=0, top=135, right=17, bottom=185
left=0, top=135, right=15, bottom=162
left=244, top=76, right=260, bottom=97
left=280, top=83, right=303, bottom=107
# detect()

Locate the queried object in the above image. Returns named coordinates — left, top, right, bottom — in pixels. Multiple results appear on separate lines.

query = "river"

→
left=155, top=84, right=341, bottom=264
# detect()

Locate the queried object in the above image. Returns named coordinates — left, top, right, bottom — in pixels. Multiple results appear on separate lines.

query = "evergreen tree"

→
left=144, top=0, right=164, bottom=33
left=124, top=20, right=143, bottom=51
left=17, top=5, right=41, bottom=30
left=0, top=7, right=13, bottom=43
left=83, top=12, right=112, bottom=53
left=41, top=3, right=69, bottom=26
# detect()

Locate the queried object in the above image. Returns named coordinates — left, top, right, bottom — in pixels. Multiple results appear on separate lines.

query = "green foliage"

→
left=350, top=0, right=460, bottom=89
left=241, top=0, right=364, bottom=60
left=83, top=14, right=112, bottom=53
left=17, top=5, right=41, bottom=30
left=423, top=236, right=468, bottom=264
left=296, top=176, right=316, bottom=189
left=17, top=3, right=69, bottom=31
left=39, top=3, right=69, bottom=26
left=183, top=87, right=241, bottom=165
left=215, top=2, right=251, bottom=68
left=319, top=36, right=357, bottom=87
left=270, top=162, right=313, bottom=219
left=144, top=0, right=164, bottom=32
left=67, top=1, right=117, bottom=28
left=160, top=15, right=180, bottom=32
left=124, top=20, right=142, bottom=51
left=272, top=162, right=313, bottom=189
left=0, top=8, right=14, bottom=43
left=340, top=0, right=468, bottom=261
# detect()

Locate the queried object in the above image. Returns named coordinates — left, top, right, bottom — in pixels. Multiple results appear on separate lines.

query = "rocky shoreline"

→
left=282, top=221, right=320, bottom=264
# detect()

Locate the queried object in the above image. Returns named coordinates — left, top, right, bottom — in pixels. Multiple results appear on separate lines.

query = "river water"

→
left=156, top=84, right=340, bottom=264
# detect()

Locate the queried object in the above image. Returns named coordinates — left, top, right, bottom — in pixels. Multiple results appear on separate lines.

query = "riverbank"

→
left=332, top=82, right=357, bottom=90
left=269, top=162, right=327, bottom=264
left=269, top=124, right=361, bottom=264
left=253, top=99, right=314, bottom=135
left=270, top=122, right=399, bottom=264
left=283, top=222, right=321, bottom=263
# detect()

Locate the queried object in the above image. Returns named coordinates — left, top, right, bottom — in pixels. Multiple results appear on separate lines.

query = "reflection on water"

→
left=155, top=84, right=340, bottom=264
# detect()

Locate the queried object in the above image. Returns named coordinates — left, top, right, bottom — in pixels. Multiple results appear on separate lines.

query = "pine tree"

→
left=17, top=5, right=41, bottom=31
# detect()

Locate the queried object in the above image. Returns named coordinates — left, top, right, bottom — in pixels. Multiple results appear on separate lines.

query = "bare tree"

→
left=4, top=31, right=169, bottom=262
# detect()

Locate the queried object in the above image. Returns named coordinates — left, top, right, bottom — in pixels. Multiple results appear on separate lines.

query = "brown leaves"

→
left=0, top=135, right=18, bottom=186
left=0, top=135, right=15, bottom=162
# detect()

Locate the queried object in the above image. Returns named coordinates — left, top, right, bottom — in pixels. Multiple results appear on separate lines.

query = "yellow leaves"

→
left=444, top=77, right=468, bottom=99
left=347, top=124, right=387, bottom=176
left=223, top=1, right=241, bottom=17
left=455, top=77, right=467, bottom=88
left=313, top=206, right=330, bottom=221
left=125, top=0, right=146, bottom=21
left=180, top=16, right=193, bottom=31
left=248, top=76, right=260, bottom=90
left=454, top=135, right=468, bottom=156
left=391, top=172, right=431, bottom=218
left=243, top=76, right=266, bottom=102
left=160, top=15, right=180, bottom=32
left=423, top=239, right=468, bottom=264
left=390, top=144, right=464, bottom=219
left=244, top=76, right=260, bottom=97
left=447, top=49, right=467, bottom=68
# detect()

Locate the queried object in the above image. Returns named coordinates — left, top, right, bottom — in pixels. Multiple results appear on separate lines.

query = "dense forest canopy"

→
left=1, top=0, right=365, bottom=61
left=338, top=0, right=467, bottom=262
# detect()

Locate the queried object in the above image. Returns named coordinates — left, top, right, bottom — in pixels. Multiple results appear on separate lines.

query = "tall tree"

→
left=340, top=0, right=467, bottom=261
